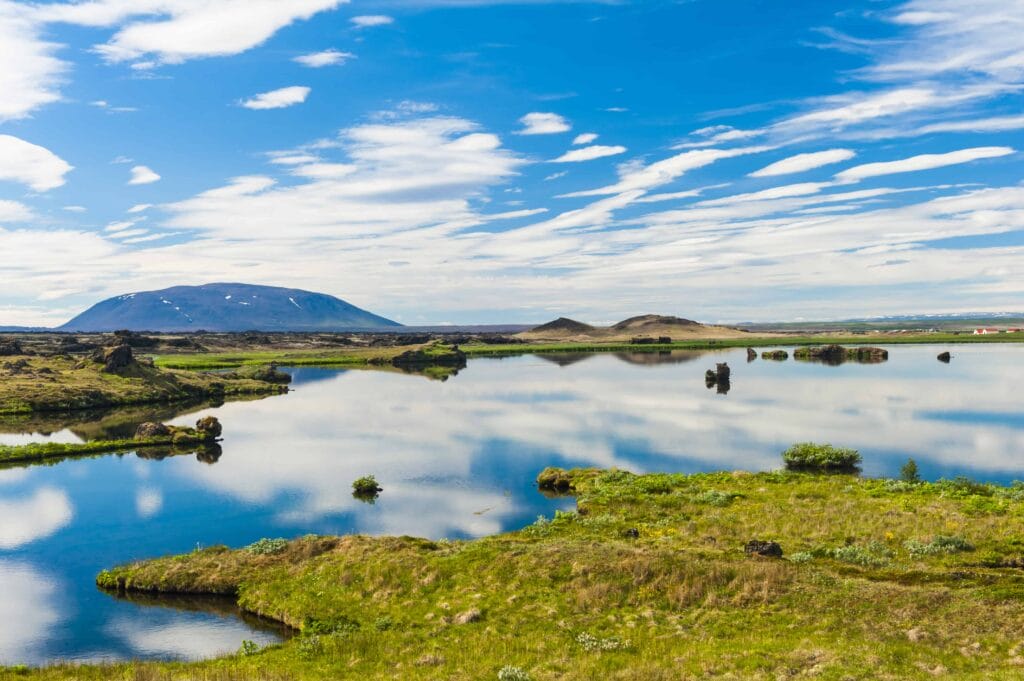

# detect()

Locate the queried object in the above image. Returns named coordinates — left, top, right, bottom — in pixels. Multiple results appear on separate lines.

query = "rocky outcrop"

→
left=94, top=343, right=135, bottom=373
left=196, top=416, right=223, bottom=439
left=762, top=350, right=788, bottom=361
left=793, top=345, right=888, bottom=365
left=744, top=540, right=783, bottom=558
left=392, top=343, right=467, bottom=370
left=705, top=363, right=731, bottom=394
left=937, top=351, right=951, bottom=363
left=135, top=422, right=172, bottom=439
left=746, top=348, right=757, bottom=362
left=0, top=340, right=23, bottom=356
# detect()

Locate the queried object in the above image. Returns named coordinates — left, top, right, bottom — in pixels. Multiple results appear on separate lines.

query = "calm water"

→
left=0, top=344, right=1022, bottom=664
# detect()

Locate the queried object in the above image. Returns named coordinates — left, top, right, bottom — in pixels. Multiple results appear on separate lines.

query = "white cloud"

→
left=563, top=145, right=770, bottom=198
left=0, top=135, right=73, bottom=191
left=35, top=0, right=349, bottom=65
left=351, top=14, right=393, bottom=28
left=517, top=112, right=571, bottom=135
left=293, top=48, right=354, bottom=67
left=835, top=146, right=1014, bottom=183
left=544, top=171, right=568, bottom=181
left=919, top=115, right=1024, bottom=134
left=551, top=145, right=627, bottom=163
left=572, top=133, right=598, bottom=145
left=0, top=5, right=65, bottom=121
left=127, top=203, right=152, bottom=213
left=240, top=85, right=311, bottom=110
left=128, top=165, right=161, bottom=185
left=0, top=200, right=33, bottom=222
left=750, top=149, right=856, bottom=177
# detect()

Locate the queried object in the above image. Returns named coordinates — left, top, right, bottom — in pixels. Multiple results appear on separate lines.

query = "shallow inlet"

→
left=0, top=343, right=1022, bottom=664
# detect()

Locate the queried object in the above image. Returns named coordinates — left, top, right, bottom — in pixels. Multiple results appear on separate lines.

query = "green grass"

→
left=0, top=355, right=287, bottom=415
left=13, top=466, right=1024, bottom=679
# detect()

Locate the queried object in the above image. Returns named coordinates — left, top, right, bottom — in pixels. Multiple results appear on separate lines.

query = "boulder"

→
left=453, top=608, right=482, bottom=625
left=937, top=351, right=951, bottom=363
left=135, top=422, right=172, bottom=440
left=746, top=347, right=757, bottom=362
left=762, top=350, right=788, bottom=361
left=744, top=540, right=783, bottom=558
left=195, top=416, right=223, bottom=440
left=98, top=344, right=135, bottom=373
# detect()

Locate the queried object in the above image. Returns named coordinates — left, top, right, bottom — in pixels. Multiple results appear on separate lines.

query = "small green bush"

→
left=788, top=551, right=814, bottom=564
left=782, top=443, right=862, bottom=471
left=498, top=666, right=532, bottom=681
left=905, top=535, right=974, bottom=558
left=238, top=640, right=260, bottom=656
left=352, top=475, right=382, bottom=496
left=829, top=543, right=891, bottom=567
left=694, top=490, right=738, bottom=507
left=575, top=631, right=629, bottom=652
left=244, top=538, right=288, bottom=555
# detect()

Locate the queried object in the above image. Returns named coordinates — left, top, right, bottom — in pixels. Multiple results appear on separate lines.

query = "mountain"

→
left=60, top=283, right=401, bottom=332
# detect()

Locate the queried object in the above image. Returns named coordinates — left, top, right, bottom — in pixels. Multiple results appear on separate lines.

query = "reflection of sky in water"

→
left=0, top=344, right=1022, bottom=664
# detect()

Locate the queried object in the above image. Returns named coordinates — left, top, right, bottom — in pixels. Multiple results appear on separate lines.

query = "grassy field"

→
left=13, top=465, right=1024, bottom=679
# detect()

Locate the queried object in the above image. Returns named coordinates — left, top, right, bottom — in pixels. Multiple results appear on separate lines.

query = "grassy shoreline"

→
left=462, top=332, right=1024, bottom=357
left=10, top=465, right=1024, bottom=679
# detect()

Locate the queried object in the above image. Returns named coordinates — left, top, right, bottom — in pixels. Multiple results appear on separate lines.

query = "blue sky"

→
left=0, top=0, right=1022, bottom=326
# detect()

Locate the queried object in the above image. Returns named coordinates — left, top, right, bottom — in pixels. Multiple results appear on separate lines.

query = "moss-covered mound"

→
left=0, top=353, right=287, bottom=415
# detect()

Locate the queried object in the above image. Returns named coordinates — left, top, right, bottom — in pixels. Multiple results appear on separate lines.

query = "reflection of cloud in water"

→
left=168, top=346, right=1024, bottom=538
left=0, top=428, right=81, bottom=447
left=106, top=616, right=280, bottom=660
left=0, top=561, right=61, bottom=665
left=136, top=487, right=163, bottom=519
left=0, top=468, right=30, bottom=486
left=0, top=487, right=73, bottom=549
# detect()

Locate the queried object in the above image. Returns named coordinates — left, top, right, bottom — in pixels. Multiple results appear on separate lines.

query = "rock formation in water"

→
left=793, top=345, right=889, bottom=365
left=705, top=362, right=731, bottom=394
left=746, top=348, right=757, bottom=362
left=937, top=351, right=952, bottom=363
left=762, top=350, right=789, bottom=361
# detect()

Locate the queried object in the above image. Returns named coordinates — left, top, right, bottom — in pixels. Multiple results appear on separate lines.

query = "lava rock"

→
left=135, top=422, right=172, bottom=440
left=195, top=416, right=223, bottom=440
left=744, top=540, right=783, bottom=558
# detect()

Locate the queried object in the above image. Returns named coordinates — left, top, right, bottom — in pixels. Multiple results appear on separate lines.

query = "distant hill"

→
left=611, top=315, right=702, bottom=331
left=60, top=283, right=401, bottom=332
left=531, top=317, right=596, bottom=334
left=519, top=314, right=748, bottom=341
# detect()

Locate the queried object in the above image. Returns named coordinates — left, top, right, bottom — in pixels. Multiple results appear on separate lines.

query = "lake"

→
left=1, top=343, right=1022, bottom=664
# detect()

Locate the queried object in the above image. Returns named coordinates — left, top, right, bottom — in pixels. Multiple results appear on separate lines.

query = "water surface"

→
left=1, top=344, right=1022, bottom=664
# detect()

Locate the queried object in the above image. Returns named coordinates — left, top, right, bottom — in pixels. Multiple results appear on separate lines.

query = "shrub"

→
left=244, top=538, right=288, bottom=555
left=374, top=616, right=393, bottom=631
left=829, top=543, right=891, bottom=567
left=498, top=666, right=531, bottom=681
left=900, top=458, right=921, bottom=483
left=694, top=490, right=738, bottom=507
left=575, top=632, right=630, bottom=652
left=788, top=551, right=814, bottom=564
left=238, top=639, right=260, bottom=656
left=936, top=477, right=993, bottom=497
left=782, top=443, right=861, bottom=471
left=352, top=473, right=385, bottom=499
left=905, top=535, right=974, bottom=558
